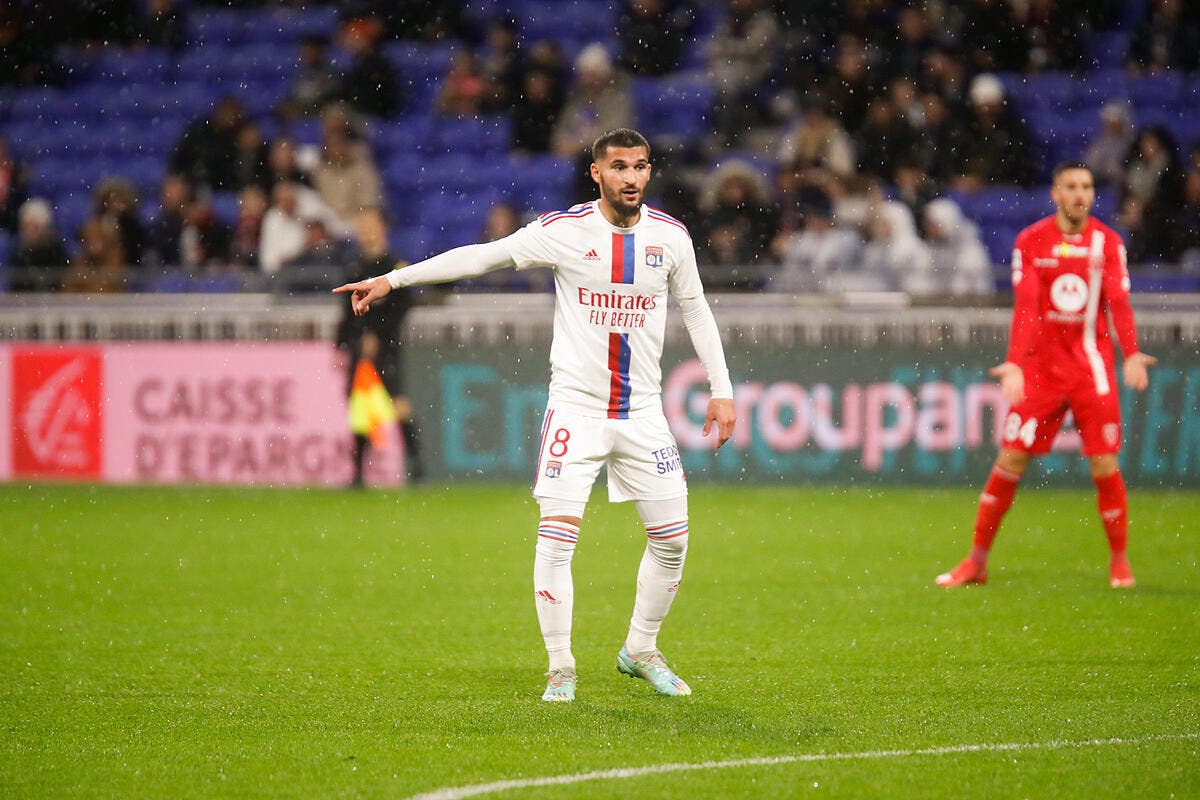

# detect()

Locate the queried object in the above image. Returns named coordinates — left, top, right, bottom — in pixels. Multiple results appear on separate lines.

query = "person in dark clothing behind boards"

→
left=335, top=208, right=424, bottom=485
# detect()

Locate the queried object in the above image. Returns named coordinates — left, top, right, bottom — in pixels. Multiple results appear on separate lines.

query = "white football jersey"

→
left=506, top=200, right=703, bottom=419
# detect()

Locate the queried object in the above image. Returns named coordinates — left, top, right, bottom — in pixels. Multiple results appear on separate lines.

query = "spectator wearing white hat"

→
left=1086, top=102, right=1137, bottom=188
left=953, top=73, right=1036, bottom=191
left=551, top=43, right=633, bottom=159
left=11, top=197, right=69, bottom=291
left=919, top=198, right=994, bottom=297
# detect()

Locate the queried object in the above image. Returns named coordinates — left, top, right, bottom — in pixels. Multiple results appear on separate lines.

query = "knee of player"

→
left=645, top=519, right=689, bottom=562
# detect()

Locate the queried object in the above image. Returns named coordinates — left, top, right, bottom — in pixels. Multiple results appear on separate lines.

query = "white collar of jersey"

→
left=593, top=200, right=643, bottom=233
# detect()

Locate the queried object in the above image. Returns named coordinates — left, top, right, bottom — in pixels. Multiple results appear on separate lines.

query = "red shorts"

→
left=1001, top=370, right=1122, bottom=456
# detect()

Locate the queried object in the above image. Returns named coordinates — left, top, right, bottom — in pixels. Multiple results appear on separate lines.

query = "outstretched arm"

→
left=333, top=238, right=517, bottom=316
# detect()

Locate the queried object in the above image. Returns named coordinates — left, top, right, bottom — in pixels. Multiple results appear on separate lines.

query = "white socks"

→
left=533, top=520, right=579, bottom=671
left=624, top=519, right=689, bottom=657
left=534, top=501, right=690, bottom=671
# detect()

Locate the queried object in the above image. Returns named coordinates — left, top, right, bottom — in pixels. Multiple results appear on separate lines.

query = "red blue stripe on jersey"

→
left=539, top=204, right=593, bottom=226
left=607, top=332, right=632, bottom=419
left=609, top=231, right=638, bottom=419
left=605, top=232, right=636, bottom=418
left=611, top=232, right=636, bottom=284
left=646, top=205, right=690, bottom=236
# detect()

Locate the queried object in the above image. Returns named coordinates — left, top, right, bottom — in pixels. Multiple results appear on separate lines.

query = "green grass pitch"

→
left=1, top=482, right=1197, bottom=798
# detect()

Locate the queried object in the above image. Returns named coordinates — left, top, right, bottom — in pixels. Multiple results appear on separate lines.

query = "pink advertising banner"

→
left=3, top=343, right=404, bottom=487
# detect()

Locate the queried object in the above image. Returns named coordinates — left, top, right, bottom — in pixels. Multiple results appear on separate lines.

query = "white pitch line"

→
left=405, top=732, right=1200, bottom=800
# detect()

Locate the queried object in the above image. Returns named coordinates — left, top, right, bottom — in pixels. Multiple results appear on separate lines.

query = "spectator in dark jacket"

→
left=953, top=73, right=1036, bottom=190
left=338, top=16, right=403, bottom=118
left=1127, top=0, right=1200, bottom=74
left=145, top=173, right=191, bottom=268
left=11, top=198, right=69, bottom=291
left=93, top=177, right=145, bottom=267
left=617, top=0, right=692, bottom=75
left=170, top=96, right=247, bottom=192
left=138, top=0, right=187, bottom=54
left=279, top=35, right=341, bottom=119
left=0, top=136, right=30, bottom=232
left=230, top=121, right=270, bottom=192
left=512, top=68, right=564, bottom=153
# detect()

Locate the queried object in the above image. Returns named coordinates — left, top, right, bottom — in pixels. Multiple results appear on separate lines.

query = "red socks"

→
left=1093, top=471, right=1129, bottom=560
left=967, top=465, right=1128, bottom=569
left=971, top=465, right=1022, bottom=562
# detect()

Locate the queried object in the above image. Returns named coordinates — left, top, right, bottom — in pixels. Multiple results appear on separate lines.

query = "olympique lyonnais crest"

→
left=545, top=460, right=562, bottom=478
left=645, top=245, right=664, bottom=268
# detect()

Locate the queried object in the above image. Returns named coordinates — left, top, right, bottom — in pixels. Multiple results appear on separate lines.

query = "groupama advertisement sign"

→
left=412, top=341, right=1200, bottom=487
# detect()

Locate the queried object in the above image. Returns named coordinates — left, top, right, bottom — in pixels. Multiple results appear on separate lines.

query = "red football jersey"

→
left=1006, top=215, right=1140, bottom=395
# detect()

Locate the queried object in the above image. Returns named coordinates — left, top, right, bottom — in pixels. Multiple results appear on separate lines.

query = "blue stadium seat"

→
left=216, top=44, right=299, bottom=85
left=9, top=88, right=82, bottom=123
left=55, top=193, right=94, bottom=239
left=1, top=121, right=47, bottom=159
left=98, top=81, right=212, bottom=120
left=957, top=188, right=1050, bottom=225
left=386, top=40, right=460, bottom=108
left=517, top=0, right=615, bottom=45
left=235, top=81, right=287, bottom=113
left=177, top=45, right=237, bottom=84
left=194, top=273, right=243, bottom=292
left=632, top=74, right=715, bottom=140
left=417, top=154, right=498, bottom=191
left=982, top=223, right=1023, bottom=266
left=235, top=5, right=339, bottom=44
left=188, top=9, right=251, bottom=47
left=1094, top=188, right=1119, bottom=218
left=374, top=114, right=439, bottom=156
left=209, top=192, right=240, bottom=225
left=417, top=187, right=499, bottom=234
left=1078, top=69, right=1135, bottom=109
left=287, top=118, right=324, bottom=146
left=1011, top=71, right=1080, bottom=110
left=1088, top=31, right=1129, bottom=66
left=1130, top=72, right=1184, bottom=109
left=436, top=116, right=513, bottom=155
left=389, top=225, right=436, bottom=262
left=505, top=154, right=575, bottom=200
left=151, top=272, right=194, bottom=293
left=382, top=151, right=426, bottom=187
left=114, top=156, right=167, bottom=195
left=30, top=158, right=91, bottom=196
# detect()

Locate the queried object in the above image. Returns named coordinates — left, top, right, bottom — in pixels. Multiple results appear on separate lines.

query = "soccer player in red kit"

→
left=937, top=162, right=1156, bottom=589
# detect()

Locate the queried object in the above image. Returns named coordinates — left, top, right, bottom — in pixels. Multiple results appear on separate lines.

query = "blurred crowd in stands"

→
left=1, top=0, right=1200, bottom=295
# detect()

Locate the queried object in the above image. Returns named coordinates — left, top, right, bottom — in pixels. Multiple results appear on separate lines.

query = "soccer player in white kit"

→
left=335, top=128, right=736, bottom=702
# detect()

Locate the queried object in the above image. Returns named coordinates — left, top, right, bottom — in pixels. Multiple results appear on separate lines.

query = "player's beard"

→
left=607, top=184, right=643, bottom=219
left=1059, top=203, right=1090, bottom=230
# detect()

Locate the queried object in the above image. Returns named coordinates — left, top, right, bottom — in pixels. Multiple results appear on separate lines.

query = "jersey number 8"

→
left=548, top=428, right=571, bottom=457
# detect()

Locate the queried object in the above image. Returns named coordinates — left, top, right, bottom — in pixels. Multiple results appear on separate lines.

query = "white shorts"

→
left=532, top=406, right=687, bottom=504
